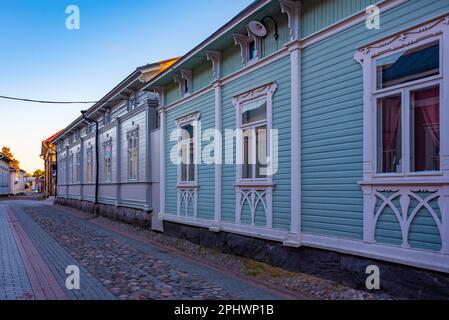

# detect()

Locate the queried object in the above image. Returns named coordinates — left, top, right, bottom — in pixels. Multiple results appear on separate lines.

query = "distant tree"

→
left=1, top=147, right=20, bottom=169
left=33, top=169, right=45, bottom=177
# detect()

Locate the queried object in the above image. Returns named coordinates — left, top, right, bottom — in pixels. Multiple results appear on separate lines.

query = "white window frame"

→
left=127, top=128, right=139, bottom=181
left=176, top=112, right=200, bottom=187
left=86, top=146, right=93, bottom=183
left=74, top=151, right=80, bottom=183
left=103, top=139, right=113, bottom=183
left=232, top=82, right=277, bottom=185
left=354, top=15, right=449, bottom=183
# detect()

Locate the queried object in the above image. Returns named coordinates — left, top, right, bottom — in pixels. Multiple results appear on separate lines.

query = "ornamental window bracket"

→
left=279, top=0, right=301, bottom=41
left=233, top=32, right=260, bottom=66
left=205, top=50, right=222, bottom=80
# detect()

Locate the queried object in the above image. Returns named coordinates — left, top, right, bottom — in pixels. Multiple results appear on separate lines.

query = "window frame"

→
left=176, top=112, right=200, bottom=187
left=86, top=146, right=93, bottom=183
left=372, top=38, right=443, bottom=178
left=74, top=151, right=80, bottom=183
left=232, top=83, right=277, bottom=185
left=354, top=16, right=449, bottom=183
left=103, top=139, right=113, bottom=183
left=127, top=129, right=139, bottom=181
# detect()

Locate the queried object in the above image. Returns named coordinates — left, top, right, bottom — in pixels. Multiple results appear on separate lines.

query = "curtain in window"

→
left=412, top=86, right=440, bottom=171
left=379, top=96, right=401, bottom=173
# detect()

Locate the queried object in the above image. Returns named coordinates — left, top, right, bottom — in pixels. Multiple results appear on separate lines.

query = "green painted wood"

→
left=301, top=0, right=378, bottom=37
left=301, top=0, right=449, bottom=244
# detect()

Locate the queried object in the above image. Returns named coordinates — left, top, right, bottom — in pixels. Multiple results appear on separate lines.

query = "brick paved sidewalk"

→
left=1, top=200, right=289, bottom=300
left=0, top=205, right=33, bottom=300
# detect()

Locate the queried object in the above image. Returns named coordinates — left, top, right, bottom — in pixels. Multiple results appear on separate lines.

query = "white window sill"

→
left=234, top=180, right=275, bottom=188
left=177, top=183, right=198, bottom=189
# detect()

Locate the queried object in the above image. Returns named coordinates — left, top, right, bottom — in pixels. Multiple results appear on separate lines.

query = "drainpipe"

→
left=54, top=147, right=58, bottom=198
left=81, top=110, right=99, bottom=207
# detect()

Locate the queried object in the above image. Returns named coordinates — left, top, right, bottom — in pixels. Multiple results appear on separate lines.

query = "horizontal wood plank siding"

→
left=301, top=0, right=449, bottom=243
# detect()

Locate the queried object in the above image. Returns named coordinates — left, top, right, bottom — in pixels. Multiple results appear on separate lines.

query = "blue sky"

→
left=0, top=0, right=253, bottom=173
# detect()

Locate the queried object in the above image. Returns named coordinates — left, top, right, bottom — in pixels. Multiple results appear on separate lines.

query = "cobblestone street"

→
left=0, top=200, right=293, bottom=300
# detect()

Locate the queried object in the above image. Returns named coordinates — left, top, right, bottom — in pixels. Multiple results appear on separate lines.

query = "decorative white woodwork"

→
left=205, top=50, right=222, bottom=80
left=362, top=184, right=448, bottom=254
left=279, top=0, right=301, bottom=41
left=174, top=70, right=193, bottom=97
left=235, top=186, right=273, bottom=228
left=233, top=33, right=260, bottom=66
left=177, top=187, right=198, bottom=218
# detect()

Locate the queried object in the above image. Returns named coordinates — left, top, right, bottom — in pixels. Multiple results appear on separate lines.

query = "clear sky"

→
left=0, top=0, right=253, bottom=174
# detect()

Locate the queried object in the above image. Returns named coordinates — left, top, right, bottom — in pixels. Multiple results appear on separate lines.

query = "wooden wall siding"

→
left=301, top=0, right=378, bottom=38
left=260, top=13, right=290, bottom=59
left=193, top=61, right=214, bottom=93
left=221, top=45, right=242, bottom=79
left=164, top=91, right=216, bottom=220
left=300, top=0, right=449, bottom=243
left=165, top=82, right=181, bottom=106
left=221, top=55, right=291, bottom=230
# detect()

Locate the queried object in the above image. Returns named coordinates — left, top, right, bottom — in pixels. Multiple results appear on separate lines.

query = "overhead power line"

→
left=0, top=95, right=130, bottom=105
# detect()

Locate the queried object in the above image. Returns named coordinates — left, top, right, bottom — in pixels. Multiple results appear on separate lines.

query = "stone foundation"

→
left=163, top=221, right=449, bottom=300
left=55, top=198, right=152, bottom=228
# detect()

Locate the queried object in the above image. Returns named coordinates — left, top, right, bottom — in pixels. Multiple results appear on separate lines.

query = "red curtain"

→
left=381, top=96, right=401, bottom=172
left=413, top=86, right=440, bottom=171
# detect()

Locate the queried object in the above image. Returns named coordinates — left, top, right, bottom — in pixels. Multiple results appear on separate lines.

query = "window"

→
left=86, top=147, right=93, bottom=183
left=410, top=86, right=440, bottom=172
left=86, top=124, right=92, bottom=134
left=373, top=41, right=441, bottom=175
left=377, top=95, right=402, bottom=173
left=103, top=140, right=112, bottom=182
left=248, top=40, right=256, bottom=61
left=233, top=33, right=260, bottom=66
left=104, top=110, right=112, bottom=125
left=127, top=130, right=139, bottom=181
left=376, top=42, right=440, bottom=90
left=68, top=153, right=73, bottom=183
left=179, top=123, right=195, bottom=182
left=74, top=152, right=80, bottom=183
left=241, top=99, right=268, bottom=179
left=128, top=97, right=136, bottom=111
left=232, top=82, right=277, bottom=182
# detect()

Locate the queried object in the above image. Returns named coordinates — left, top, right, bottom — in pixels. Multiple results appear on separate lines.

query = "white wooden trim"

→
left=176, top=112, right=200, bottom=218
left=159, top=100, right=166, bottom=217
left=213, top=82, right=222, bottom=232
left=115, top=118, right=122, bottom=206
left=205, top=51, right=222, bottom=80
left=279, top=0, right=301, bottom=41
left=302, top=233, right=449, bottom=274
left=287, top=41, right=302, bottom=247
